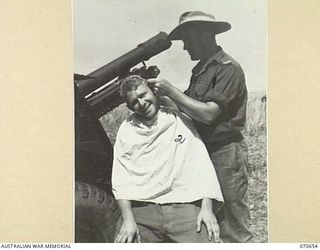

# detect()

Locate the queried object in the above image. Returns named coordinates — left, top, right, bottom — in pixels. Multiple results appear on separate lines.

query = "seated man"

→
left=112, top=75, right=224, bottom=243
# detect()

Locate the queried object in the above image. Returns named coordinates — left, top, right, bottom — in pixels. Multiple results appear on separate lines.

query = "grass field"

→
left=100, top=91, right=268, bottom=242
left=244, top=92, right=267, bottom=243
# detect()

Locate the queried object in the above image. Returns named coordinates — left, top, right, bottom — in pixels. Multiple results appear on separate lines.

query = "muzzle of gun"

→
left=75, top=32, right=172, bottom=117
left=76, top=32, right=172, bottom=97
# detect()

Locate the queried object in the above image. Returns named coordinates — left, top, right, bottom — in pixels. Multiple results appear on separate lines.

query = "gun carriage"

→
left=74, top=32, right=171, bottom=242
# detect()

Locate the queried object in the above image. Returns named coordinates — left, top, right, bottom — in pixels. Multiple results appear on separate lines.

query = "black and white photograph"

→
left=74, top=0, right=267, bottom=243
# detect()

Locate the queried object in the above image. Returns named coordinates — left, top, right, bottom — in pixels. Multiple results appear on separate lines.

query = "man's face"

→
left=125, top=84, right=158, bottom=120
left=182, top=31, right=203, bottom=60
left=182, top=28, right=212, bottom=60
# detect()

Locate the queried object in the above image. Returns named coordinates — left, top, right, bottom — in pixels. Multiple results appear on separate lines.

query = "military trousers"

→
left=209, top=141, right=253, bottom=243
left=117, top=202, right=215, bottom=243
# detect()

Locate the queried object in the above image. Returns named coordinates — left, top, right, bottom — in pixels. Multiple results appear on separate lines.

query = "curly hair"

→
left=119, top=75, right=148, bottom=100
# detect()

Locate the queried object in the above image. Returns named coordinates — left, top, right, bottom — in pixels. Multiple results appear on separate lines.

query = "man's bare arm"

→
left=158, top=96, right=179, bottom=111
left=115, top=200, right=141, bottom=243
left=147, top=79, right=221, bottom=124
left=197, top=198, right=220, bottom=242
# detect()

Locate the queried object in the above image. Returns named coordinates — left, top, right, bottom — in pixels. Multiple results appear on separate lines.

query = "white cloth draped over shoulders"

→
left=112, top=107, right=224, bottom=204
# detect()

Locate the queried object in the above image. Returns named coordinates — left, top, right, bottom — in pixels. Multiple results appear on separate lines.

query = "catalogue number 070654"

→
left=300, top=244, right=318, bottom=248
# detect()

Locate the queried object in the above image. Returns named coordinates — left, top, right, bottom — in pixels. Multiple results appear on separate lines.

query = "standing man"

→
left=147, top=11, right=253, bottom=243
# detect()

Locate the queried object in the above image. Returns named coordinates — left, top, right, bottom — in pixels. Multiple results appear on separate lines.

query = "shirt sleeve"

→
left=202, top=63, right=246, bottom=113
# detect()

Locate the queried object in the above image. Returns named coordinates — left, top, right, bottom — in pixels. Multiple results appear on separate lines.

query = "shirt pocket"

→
left=193, top=73, right=215, bottom=100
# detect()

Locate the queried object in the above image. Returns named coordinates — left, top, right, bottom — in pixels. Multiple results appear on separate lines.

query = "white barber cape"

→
left=112, top=107, right=224, bottom=204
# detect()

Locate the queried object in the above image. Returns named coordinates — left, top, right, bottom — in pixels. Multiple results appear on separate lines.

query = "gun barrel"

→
left=76, top=32, right=172, bottom=96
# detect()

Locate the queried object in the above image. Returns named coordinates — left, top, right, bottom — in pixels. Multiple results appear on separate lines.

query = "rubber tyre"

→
left=75, top=181, right=120, bottom=242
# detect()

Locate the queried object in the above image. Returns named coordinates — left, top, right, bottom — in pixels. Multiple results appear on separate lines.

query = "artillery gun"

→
left=74, top=32, right=172, bottom=242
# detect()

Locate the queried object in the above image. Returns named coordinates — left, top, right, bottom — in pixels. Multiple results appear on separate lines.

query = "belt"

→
left=131, top=200, right=202, bottom=207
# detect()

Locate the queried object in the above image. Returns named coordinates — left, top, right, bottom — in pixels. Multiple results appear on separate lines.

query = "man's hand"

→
left=115, top=216, right=142, bottom=243
left=147, top=78, right=175, bottom=96
left=197, top=198, right=220, bottom=242
left=115, top=199, right=142, bottom=243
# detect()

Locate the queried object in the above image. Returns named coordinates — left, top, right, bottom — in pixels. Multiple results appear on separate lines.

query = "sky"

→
left=73, top=0, right=266, bottom=92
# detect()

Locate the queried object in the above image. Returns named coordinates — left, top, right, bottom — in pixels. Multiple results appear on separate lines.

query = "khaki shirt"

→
left=185, top=47, right=247, bottom=152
